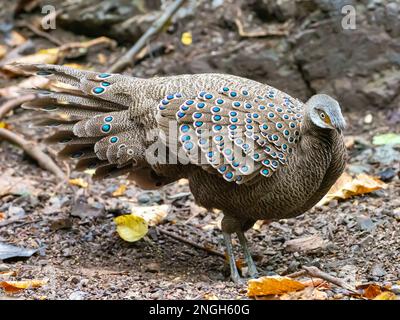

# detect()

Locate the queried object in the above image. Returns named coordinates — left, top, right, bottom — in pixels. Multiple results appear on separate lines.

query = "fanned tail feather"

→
left=13, top=63, right=155, bottom=183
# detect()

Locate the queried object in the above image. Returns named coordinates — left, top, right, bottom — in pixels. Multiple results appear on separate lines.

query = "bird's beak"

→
left=333, top=116, right=346, bottom=134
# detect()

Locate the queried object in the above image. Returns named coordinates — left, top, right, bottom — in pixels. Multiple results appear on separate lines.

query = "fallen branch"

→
left=156, top=226, right=225, bottom=258
left=235, top=18, right=291, bottom=38
left=302, top=266, right=357, bottom=293
left=0, top=216, right=26, bottom=227
left=0, top=94, right=35, bottom=120
left=234, top=8, right=290, bottom=38
left=0, top=128, right=66, bottom=181
left=16, top=21, right=63, bottom=46
left=107, top=0, right=187, bottom=73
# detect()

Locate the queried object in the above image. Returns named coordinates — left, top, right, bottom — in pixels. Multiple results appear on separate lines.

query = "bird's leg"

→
left=237, top=231, right=258, bottom=278
left=223, top=232, right=242, bottom=284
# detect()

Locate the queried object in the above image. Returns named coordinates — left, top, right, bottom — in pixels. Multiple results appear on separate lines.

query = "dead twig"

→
left=107, top=0, right=187, bottom=73
left=156, top=227, right=225, bottom=259
left=0, top=128, right=66, bottom=181
left=302, top=266, right=358, bottom=293
left=0, top=94, right=35, bottom=120
left=16, top=21, right=63, bottom=46
left=0, top=216, right=26, bottom=227
left=235, top=18, right=291, bottom=38
left=234, top=8, right=291, bottom=38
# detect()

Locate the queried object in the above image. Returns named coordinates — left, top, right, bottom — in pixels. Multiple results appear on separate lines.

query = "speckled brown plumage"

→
left=14, top=63, right=347, bottom=282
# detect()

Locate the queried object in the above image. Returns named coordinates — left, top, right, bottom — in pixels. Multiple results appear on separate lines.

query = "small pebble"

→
left=371, top=264, right=386, bottom=277
left=145, top=262, right=160, bottom=273
left=378, top=168, right=396, bottom=182
left=391, top=285, right=400, bottom=295
left=8, top=206, right=25, bottom=217
left=364, top=114, right=373, bottom=124
left=69, top=291, right=87, bottom=300
left=356, top=215, right=375, bottom=232
left=137, top=193, right=151, bottom=204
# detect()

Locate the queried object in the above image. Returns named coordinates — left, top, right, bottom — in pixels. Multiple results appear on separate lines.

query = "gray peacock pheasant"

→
left=14, top=63, right=347, bottom=283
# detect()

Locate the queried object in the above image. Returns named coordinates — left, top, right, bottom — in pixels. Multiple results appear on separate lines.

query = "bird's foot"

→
left=246, top=264, right=259, bottom=279
left=230, top=272, right=245, bottom=285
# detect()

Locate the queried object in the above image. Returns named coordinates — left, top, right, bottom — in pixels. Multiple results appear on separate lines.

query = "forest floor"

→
left=0, top=107, right=399, bottom=300
left=0, top=1, right=399, bottom=300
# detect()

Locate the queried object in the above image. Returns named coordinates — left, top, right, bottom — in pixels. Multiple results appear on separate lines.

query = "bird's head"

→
left=305, top=94, right=346, bottom=133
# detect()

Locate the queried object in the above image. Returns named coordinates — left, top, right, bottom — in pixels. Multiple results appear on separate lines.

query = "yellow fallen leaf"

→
left=373, top=292, right=398, bottom=300
left=0, top=122, right=8, bottom=129
left=16, top=48, right=60, bottom=65
left=114, top=214, right=148, bottom=242
left=247, top=276, right=306, bottom=297
left=0, top=279, right=48, bottom=293
left=69, top=178, right=88, bottom=188
left=181, top=32, right=192, bottom=46
left=112, top=185, right=127, bottom=197
left=318, top=172, right=387, bottom=206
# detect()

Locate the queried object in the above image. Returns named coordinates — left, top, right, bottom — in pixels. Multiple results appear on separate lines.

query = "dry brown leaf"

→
left=280, top=287, right=328, bottom=300
left=0, top=45, right=7, bottom=60
left=69, top=178, right=88, bottom=188
left=0, top=76, right=50, bottom=98
left=0, top=172, right=36, bottom=196
left=2, top=37, right=115, bottom=76
left=97, top=53, right=107, bottom=65
left=363, top=284, right=383, bottom=299
left=285, top=235, right=328, bottom=253
left=318, top=172, right=387, bottom=206
left=373, top=292, right=398, bottom=300
left=0, top=279, right=48, bottom=293
left=112, top=185, right=127, bottom=197
left=301, top=278, right=330, bottom=289
left=247, top=276, right=306, bottom=297
left=0, top=212, right=5, bottom=221
left=344, top=136, right=355, bottom=149
left=0, top=271, right=17, bottom=278
left=7, top=31, right=27, bottom=47
left=204, top=293, right=219, bottom=300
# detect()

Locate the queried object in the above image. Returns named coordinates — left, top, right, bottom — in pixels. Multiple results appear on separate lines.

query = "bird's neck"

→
left=300, top=114, right=333, bottom=146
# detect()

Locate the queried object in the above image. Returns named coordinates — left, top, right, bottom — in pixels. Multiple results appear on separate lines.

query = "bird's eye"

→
left=320, top=112, right=325, bottom=119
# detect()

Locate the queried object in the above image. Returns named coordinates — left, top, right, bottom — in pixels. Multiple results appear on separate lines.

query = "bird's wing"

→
left=156, top=83, right=304, bottom=184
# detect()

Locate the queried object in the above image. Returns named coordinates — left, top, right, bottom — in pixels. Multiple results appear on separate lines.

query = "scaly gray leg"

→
left=223, top=232, right=242, bottom=284
left=237, top=231, right=258, bottom=278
